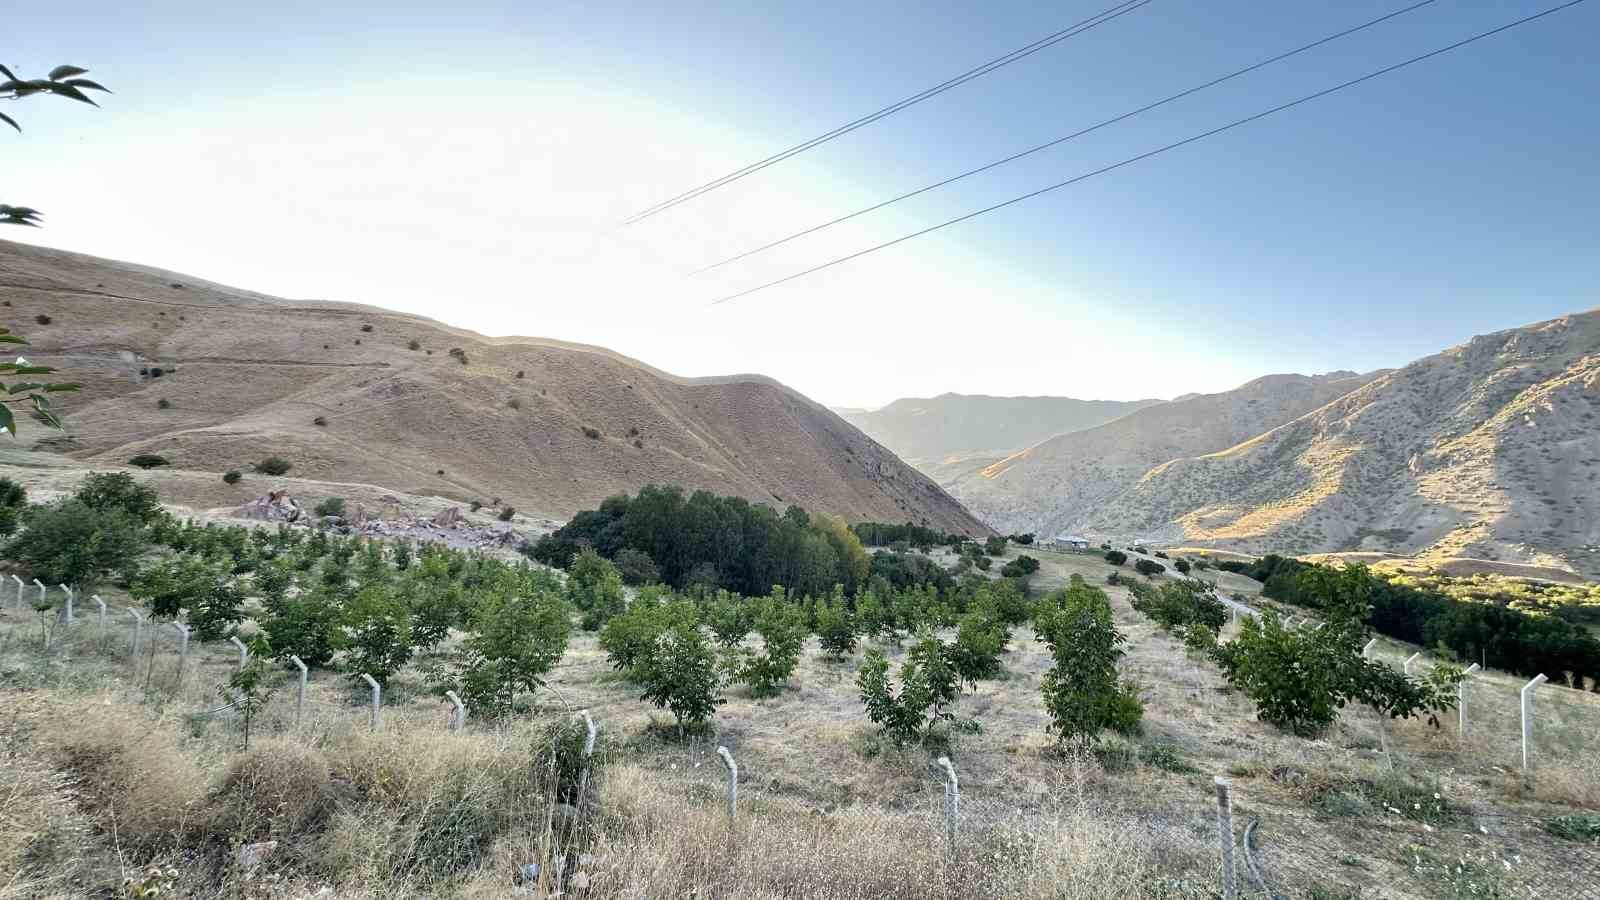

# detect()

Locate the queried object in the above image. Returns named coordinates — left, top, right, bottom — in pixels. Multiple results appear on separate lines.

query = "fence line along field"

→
left=2, top=472, right=1598, bottom=899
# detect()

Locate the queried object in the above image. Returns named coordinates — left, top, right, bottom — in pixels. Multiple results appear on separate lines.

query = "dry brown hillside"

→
left=1096, top=310, right=1600, bottom=576
left=0, top=240, right=987, bottom=534
left=948, top=371, right=1378, bottom=537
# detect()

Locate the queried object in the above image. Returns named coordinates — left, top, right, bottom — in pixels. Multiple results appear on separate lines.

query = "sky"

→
left=7, top=0, right=1597, bottom=409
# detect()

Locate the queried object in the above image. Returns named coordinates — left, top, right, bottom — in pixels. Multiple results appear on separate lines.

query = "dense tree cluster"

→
left=848, top=520, right=967, bottom=549
left=1220, top=556, right=1600, bottom=689
left=526, top=485, right=870, bottom=598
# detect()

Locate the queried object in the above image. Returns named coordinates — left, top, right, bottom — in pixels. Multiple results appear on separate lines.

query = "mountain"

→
left=1094, top=311, right=1600, bottom=576
left=949, top=371, right=1379, bottom=538
left=840, top=393, right=1164, bottom=469
left=0, top=240, right=989, bottom=535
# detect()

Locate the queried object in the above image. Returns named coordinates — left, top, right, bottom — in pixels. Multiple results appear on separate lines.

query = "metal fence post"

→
left=716, top=745, right=738, bottom=827
left=1458, top=663, right=1480, bottom=736
left=445, top=690, right=467, bottom=731
left=290, top=655, right=308, bottom=726
left=361, top=673, right=381, bottom=730
left=576, top=709, right=598, bottom=806
left=59, top=584, right=74, bottom=624
left=936, top=755, right=959, bottom=854
left=9, top=574, right=21, bottom=609
left=127, top=608, right=145, bottom=657
left=32, top=578, right=45, bottom=608
left=1521, top=673, right=1548, bottom=772
left=1403, top=652, right=1421, bottom=676
left=172, top=623, right=191, bottom=681
left=229, top=635, right=248, bottom=669
left=1214, top=776, right=1238, bottom=900
left=93, top=595, right=106, bottom=641
left=1362, top=638, right=1378, bottom=658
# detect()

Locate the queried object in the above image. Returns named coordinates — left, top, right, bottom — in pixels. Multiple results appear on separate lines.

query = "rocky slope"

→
left=1097, top=311, right=1600, bottom=576
left=0, top=240, right=988, bottom=534
left=840, top=393, right=1163, bottom=469
left=949, top=371, right=1378, bottom=537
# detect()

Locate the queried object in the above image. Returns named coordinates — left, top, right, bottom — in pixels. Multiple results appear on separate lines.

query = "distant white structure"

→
left=1049, top=533, right=1092, bottom=551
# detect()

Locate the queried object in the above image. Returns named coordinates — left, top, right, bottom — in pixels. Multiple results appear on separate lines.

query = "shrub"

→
left=948, top=609, right=1006, bottom=686
left=506, top=397, right=521, bottom=410
left=1126, top=578, right=1226, bottom=634
left=408, top=339, right=421, bottom=350
left=75, top=472, right=163, bottom=524
left=567, top=548, right=626, bottom=631
left=974, top=555, right=991, bottom=571
left=614, top=548, right=661, bottom=586
left=704, top=591, right=754, bottom=648
left=132, top=554, right=244, bottom=639
left=984, top=535, right=1008, bottom=556
left=857, top=649, right=932, bottom=746
left=633, top=617, right=723, bottom=732
left=33, top=313, right=50, bottom=325
left=343, top=583, right=414, bottom=686
left=313, top=416, right=328, bottom=427
left=210, top=741, right=333, bottom=839
left=470, top=500, right=483, bottom=512
left=156, top=398, right=171, bottom=409
left=736, top=593, right=806, bottom=697
left=1153, top=551, right=1169, bottom=559
left=814, top=589, right=857, bottom=658
left=582, top=426, right=601, bottom=440
left=1134, top=558, right=1166, bottom=578
left=1034, top=577, right=1142, bottom=745
left=255, top=456, right=292, bottom=476
left=448, top=347, right=468, bottom=364
left=1174, top=558, right=1191, bottom=574
left=259, top=585, right=347, bottom=667
left=127, top=454, right=169, bottom=469
left=1545, top=814, right=1600, bottom=842
left=1104, top=550, right=1127, bottom=566
left=498, top=506, right=515, bottom=521
left=999, top=554, right=1039, bottom=579
left=360, top=323, right=373, bottom=332
left=314, top=497, right=346, bottom=519
left=446, top=582, right=572, bottom=718
left=5, top=499, right=146, bottom=588
left=516, top=370, right=525, bottom=379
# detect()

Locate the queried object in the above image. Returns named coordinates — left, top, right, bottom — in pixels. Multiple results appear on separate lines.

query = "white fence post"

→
left=1215, top=776, right=1238, bottom=900
left=445, top=690, right=467, bottom=731
left=716, top=745, right=738, bottom=827
left=290, top=655, right=308, bottom=726
left=1362, top=638, right=1378, bottom=658
left=1457, top=663, right=1480, bottom=736
left=936, top=755, right=959, bottom=854
left=9, top=574, right=21, bottom=609
left=576, top=709, right=598, bottom=805
left=32, top=578, right=45, bottom=607
left=229, top=635, right=248, bottom=669
left=59, top=584, right=74, bottom=624
left=93, top=595, right=106, bottom=634
left=127, top=609, right=146, bottom=657
left=1403, top=652, right=1421, bottom=676
left=361, top=673, right=381, bottom=730
left=1520, top=673, right=1549, bottom=772
left=172, top=623, right=191, bottom=681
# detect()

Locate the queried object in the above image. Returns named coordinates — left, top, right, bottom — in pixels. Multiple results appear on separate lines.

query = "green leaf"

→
left=48, top=65, right=90, bottom=80
left=0, top=111, right=17, bottom=133
left=0, top=404, right=13, bottom=436
left=0, top=335, right=25, bottom=345
left=43, top=383, right=80, bottom=392
left=46, top=82, right=98, bottom=106
left=11, top=366, right=52, bottom=376
left=30, top=395, right=61, bottom=429
left=7, top=382, right=43, bottom=395
left=63, top=78, right=110, bottom=94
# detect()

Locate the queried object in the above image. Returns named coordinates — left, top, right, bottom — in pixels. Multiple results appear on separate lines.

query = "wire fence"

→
left=4, top=586, right=1600, bottom=899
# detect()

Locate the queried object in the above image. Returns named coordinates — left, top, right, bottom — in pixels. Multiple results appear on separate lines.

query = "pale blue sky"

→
left=8, top=1, right=1596, bottom=408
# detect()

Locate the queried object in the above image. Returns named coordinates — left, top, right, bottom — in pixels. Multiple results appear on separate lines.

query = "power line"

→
left=694, top=0, right=1438, bottom=274
left=624, top=0, right=1155, bottom=225
left=710, top=0, right=1589, bottom=306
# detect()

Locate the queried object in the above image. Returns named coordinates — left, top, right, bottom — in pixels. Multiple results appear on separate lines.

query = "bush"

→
left=75, top=472, right=164, bottom=524
left=445, top=582, right=572, bottom=719
left=408, top=339, right=421, bottom=350
left=156, top=398, right=171, bottom=410
left=222, top=470, right=241, bottom=485
left=1174, top=558, right=1191, bottom=574
left=360, top=323, right=374, bottom=332
left=506, top=397, right=521, bottom=410
left=3, top=499, right=146, bottom=588
left=259, top=585, right=347, bottom=667
left=1104, top=550, right=1127, bottom=566
left=210, top=742, right=333, bottom=839
left=704, top=591, right=754, bottom=648
left=255, top=456, right=292, bottom=476
left=1034, top=576, right=1142, bottom=745
left=1545, top=814, right=1600, bottom=842
left=515, top=370, right=525, bottom=379
left=582, top=426, right=601, bottom=439
left=1126, top=578, right=1226, bottom=634
left=314, top=497, right=346, bottom=519
left=1134, top=558, right=1166, bottom=578
left=614, top=548, right=660, bottom=586
left=948, top=609, right=1006, bottom=686
left=448, top=347, right=468, bottom=364
left=343, top=583, right=414, bottom=686
left=633, top=617, right=723, bottom=731
left=127, top=454, right=169, bottom=469
left=470, top=500, right=482, bottom=512
left=999, top=554, right=1039, bottom=579
left=857, top=631, right=962, bottom=747
left=1153, top=550, right=1169, bottom=559
left=736, top=596, right=806, bottom=697
left=814, top=589, right=857, bottom=658
left=567, top=548, right=626, bottom=631
left=33, top=313, right=50, bottom=325
left=313, top=416, right=328, bottom=427
left=983, top=535, right=1008, bottom=556
left=132, top=554, right=244, bottom=639
left=498, top=506, right=515, bottom=521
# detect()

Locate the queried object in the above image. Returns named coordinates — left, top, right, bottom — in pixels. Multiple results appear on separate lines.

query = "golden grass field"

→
left=3, top=545, right=1598, bottom=899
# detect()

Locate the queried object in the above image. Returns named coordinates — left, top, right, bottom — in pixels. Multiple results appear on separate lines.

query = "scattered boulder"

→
left=430, top=506, right=464, bottom=528
left=236, top=489, right=301, bottom=523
